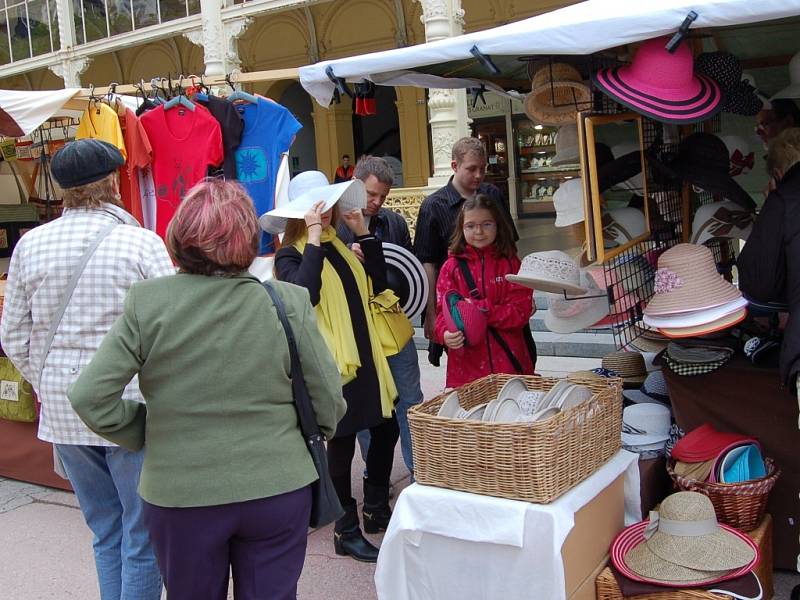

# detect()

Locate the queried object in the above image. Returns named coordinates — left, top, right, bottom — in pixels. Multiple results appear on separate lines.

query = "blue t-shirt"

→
left=235, top=98, right=301, bottom=253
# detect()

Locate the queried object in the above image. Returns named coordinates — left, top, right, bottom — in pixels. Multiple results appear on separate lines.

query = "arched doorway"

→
left=352, top=86, right=403, bottom=186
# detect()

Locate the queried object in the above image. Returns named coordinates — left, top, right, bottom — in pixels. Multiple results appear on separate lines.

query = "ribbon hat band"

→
left=644, top=510, right=718, bottom=539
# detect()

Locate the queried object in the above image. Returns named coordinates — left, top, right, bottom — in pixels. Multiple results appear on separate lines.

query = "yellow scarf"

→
left=294, top=227, right=397, bottom=417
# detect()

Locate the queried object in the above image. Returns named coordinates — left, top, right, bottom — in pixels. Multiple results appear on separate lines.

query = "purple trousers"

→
left=142, top=485, right=311, bottom=600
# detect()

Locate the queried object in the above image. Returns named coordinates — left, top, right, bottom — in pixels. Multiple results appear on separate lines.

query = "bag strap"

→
left=456, top=258, right=524, bottom=373
left=38, top=221, right=119, bottom=387
left=261, top=281, right=322, bottom=439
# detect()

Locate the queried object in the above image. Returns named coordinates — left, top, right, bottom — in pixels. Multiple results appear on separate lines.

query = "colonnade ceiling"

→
left=461, top=0, right=582, bottom=31
left=0, top=67, right=63, bottom=91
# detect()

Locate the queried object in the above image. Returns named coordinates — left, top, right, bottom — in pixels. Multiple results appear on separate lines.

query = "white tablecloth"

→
left=375, top=450, right=640, bottom=600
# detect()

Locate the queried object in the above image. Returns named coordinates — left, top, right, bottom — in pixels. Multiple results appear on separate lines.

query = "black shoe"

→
left=334, top=501, right=379, bottom=563
left=363, top=479, right=392, bottom=534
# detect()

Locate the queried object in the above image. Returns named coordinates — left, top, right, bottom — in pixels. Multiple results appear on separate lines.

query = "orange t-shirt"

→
left=118, top=108, right=152, bottom=224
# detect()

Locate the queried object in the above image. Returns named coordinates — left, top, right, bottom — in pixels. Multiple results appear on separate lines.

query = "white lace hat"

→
left=506, top=250, right=587, bottom=295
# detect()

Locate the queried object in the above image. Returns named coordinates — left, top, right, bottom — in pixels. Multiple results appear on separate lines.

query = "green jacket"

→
left=68, top=273, right=346, bottom=508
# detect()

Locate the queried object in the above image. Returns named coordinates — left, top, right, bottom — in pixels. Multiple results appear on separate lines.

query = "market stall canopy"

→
left=0, top=88, right=85, bottom=138
left=299, top=0, right=800, bottom=107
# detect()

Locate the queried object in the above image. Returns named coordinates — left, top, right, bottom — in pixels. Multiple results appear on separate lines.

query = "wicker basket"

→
left=667, top=459, right=780, bottom=532
left=595, top=566, right=733, bottom=599
left=408, top=373, right=622, bottom=503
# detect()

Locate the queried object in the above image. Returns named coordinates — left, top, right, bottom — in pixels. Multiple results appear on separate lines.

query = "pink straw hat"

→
left=643, top=244, right=741, bottom=317
left=593, top=37, right=723, bottom=124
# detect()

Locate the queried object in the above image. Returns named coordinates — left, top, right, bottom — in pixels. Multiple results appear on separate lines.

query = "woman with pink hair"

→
left=68, top=179, right=346, bottom=600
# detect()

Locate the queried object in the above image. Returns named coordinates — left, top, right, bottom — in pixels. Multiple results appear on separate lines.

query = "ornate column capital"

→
left=49, top=56, right=92, bottom=88
left=223, top=16, right=252, bottom=74
left=415, top=0, right=464, bottom=41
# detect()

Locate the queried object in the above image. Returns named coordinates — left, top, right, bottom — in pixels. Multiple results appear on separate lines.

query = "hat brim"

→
left=506, top=274, right=587, bottom=295
left=658, top=307, right=747, bottom=339
left=554, top=210, right=584, bottom=227
left=643, top=297, right=748, bottom=329
left=612, top=520, right=758, bottom=586
left=544, top=297, right=609, bottom=334
left=622, top=432, right=670, bottom=446
left=259, top=179, right=366, bottom=234
left=772, top=83, right=800, bottom=100
left=383, top=243, right=428, bottom=321
left=551, top=147, right=580, bottom=166
left=525, top=82, right=591, bottom=125
left=650, top=154, right=755, bottom=211
left=593, top=67, right=723, bottom=125
left=622, top=389, right=670, bottom=406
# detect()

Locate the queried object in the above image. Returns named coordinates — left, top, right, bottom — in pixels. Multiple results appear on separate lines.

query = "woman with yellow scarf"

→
left=271, top=171, right=399, bottom=563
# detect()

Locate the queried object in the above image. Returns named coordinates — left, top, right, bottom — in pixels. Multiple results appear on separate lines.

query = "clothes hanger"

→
left=87, top=83, right=102, bottom=115
left=163, top=75, right=196, bottom=112
left=225, top=74, right=258, bottom=104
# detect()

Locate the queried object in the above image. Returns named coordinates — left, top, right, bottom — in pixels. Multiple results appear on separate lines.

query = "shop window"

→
left=0, top=0, right=57, bottom=64
left=352, top=87, right=404, bottom=187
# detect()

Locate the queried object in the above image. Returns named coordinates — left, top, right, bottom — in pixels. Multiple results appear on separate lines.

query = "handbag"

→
left=0, top=357, right=37, bottom=422
left=368, top=284, right=414, bottom=357
left=262, top=281, right=345, bottom=528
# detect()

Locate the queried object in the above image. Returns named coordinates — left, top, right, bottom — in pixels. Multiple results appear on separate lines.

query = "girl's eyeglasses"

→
left=463, top=221, right=496, bottom=233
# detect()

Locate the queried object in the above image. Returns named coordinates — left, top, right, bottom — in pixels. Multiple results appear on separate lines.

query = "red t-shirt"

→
left=140, top=104, right=223, bottom=238
left=119, top=108, right=152, bottom=225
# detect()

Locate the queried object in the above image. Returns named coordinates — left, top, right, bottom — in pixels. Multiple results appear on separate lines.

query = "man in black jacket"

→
left=738, top=128, right=800, bottom=396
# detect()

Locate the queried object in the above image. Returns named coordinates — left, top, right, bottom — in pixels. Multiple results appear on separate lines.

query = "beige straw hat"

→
left=525, top=63, right=591, bottom=125
left=673, top=458, right=717, bottom=482
left=643, top=244, right=742, bottom=317
left=601, top=350, right=648, bottom=384
left=622, top=492, right=756, bottom=584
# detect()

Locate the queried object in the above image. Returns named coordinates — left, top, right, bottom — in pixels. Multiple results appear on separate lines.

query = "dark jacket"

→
left=738, top=163, right=800, bottom=389
left=337, top=207, right=412, bottom=251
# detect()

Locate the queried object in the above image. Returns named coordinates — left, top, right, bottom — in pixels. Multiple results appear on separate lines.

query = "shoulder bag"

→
left=262, top=281, right=345, bottom=528
left=368, top=282, right=414, bottom=357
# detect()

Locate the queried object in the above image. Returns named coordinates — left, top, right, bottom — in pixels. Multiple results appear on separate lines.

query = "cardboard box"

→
left=570, top=553, right=609, bottom=600
left=562, top=473, right=625, bottom=598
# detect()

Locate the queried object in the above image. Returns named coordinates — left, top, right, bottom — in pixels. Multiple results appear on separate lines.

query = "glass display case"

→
left=514, top=118, right=579, bottom=217
left=472, top=119, right=509, bottom=201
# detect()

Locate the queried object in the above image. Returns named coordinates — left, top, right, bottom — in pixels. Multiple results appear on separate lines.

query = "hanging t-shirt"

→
left=140, top=104, right=223, bottom=238
left=197, top=95, right=243, bottom=179
left=234, top=98, right=301, bottom=253
left=76, top=102, right=127, bottom=160
left=118, top=108, right=152, bottom=224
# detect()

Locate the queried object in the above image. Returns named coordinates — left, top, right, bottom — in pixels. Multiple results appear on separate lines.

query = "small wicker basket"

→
left=408, top=373, right=622, bottom=503
left=667, top=459, right=780, bottom=532
left=595, top=567, right=733, bottom=599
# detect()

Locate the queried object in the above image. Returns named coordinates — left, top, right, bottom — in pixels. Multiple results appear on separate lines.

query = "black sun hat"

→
left=649, top=133, right=755, bottom=212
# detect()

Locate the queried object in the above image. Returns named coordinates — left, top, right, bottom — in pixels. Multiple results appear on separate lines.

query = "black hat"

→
left=723, top=81, right=764, bottom=116
left=695, top=52, right=763, bottom=117
left=51, top=139, right=125, bottom=189
left=649, top=133, right=755, bottom=212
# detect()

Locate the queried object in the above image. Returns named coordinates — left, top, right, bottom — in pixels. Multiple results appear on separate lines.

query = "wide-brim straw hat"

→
left=260, top=171, right=366, bottom=234
left=643, top=243, right=742, bottom=317
left=525, top=63, right=591, bottom=125
left=544, top=269, right=610, bottom=334
left=552, top=123, right=580, bottom=166
left=593, top=37, right=723, bottom=125
left=612, top=491, right=758, bottom=586
left=507, top=250, right=587, bottom=295
left=601, top=350, right=647, bottom=384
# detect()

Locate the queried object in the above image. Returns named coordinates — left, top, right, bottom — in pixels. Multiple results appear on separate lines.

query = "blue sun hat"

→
left=720, top=443, right=766, bottom=484
left=259, top=170, right=366, bottom=234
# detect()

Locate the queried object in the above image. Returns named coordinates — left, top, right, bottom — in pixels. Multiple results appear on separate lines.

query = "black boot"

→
left=333, top=501, right=379, bottom=563
left=363, top=479, right=392, bottom=534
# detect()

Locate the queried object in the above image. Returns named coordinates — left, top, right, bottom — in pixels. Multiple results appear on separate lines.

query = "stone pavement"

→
left=1, top=353, right=798, bottom=599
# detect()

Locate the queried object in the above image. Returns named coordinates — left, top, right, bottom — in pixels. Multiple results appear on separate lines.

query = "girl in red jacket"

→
left=435, top=194, right=536, bottom=388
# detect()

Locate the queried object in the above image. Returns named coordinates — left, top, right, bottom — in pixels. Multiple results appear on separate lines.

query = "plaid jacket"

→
left=0, top=204, right=175, bottom=445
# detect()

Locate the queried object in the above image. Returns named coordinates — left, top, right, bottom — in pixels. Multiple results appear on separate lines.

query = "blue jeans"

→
left=358, top=340, right=423, bottom=474
left=56, top=444, right=162, bottom=600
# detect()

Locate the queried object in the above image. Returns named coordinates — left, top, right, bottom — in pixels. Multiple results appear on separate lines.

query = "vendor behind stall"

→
left=738, top=128, right=800, bottom=397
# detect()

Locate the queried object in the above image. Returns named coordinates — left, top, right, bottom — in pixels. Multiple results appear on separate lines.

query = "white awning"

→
left=299, top=0, right=800, bottom=106
left=0, top=88, right=82, bottom=137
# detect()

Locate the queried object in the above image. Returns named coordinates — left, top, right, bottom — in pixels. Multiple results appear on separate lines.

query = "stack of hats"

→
left=610, top=491, right=759, bottom=588
left=659, top=342, right=735, bottom=376
left=601, top=350, right=648, bottom=389
left=623, top=370, right=669, bottom=407
left=525, top=62, right=591, bottom=125
left=671, top=424, right=765, bottom=484
left=593, top=37, right=723, bottom=124
left=642, top=244, right=748, bottom=339
left=621, top=402, right=672, bottom=455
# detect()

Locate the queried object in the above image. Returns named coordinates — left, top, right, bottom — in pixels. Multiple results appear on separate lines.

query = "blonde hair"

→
left=61, top=172, right=121, bottom=209
left=767, top=127, right=800, bottom=176
left=451, top=137, right=486, bottom=164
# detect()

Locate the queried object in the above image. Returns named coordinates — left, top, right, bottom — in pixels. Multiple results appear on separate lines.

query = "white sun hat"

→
left=690, top=200, right=753, bottom=246
left=551, top=123, right=580, bottom=166
left=553, top=178, right=585, bottom=227
left=259, top=170, right=366, bottom=234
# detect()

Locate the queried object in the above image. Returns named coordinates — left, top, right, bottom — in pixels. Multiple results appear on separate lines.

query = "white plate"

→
left=437, top=391, right=461, bottom=418
left=492, top=397, right=522, bottom=422
left=497, top=377, right=528, bottom=403
left=532, top=406, right=561, bottom=422
left=516, top=390, right=546, bottom=416
left=463, top=403, right=488, bottom=420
